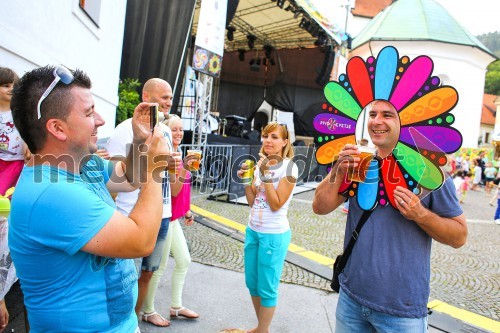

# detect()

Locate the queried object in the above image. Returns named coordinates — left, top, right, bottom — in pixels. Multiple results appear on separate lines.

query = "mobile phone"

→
left=150, top=104, right=158, bottom=132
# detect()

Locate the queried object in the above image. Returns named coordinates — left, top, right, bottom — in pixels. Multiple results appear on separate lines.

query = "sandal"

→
left=141, top=311, right=170, bottom=327
left=170, top=306, right=199, bottom=319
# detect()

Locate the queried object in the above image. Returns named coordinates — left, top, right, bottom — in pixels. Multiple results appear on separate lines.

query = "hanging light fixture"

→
left=238, top=49, right=246, bottom=61
left=226, top=26, right=236, bottom=41
left=247, top=34, right=257, bottom=50
left=299, top=17, right=310, bottom=29
left=263, top=44, right=274, bottom=59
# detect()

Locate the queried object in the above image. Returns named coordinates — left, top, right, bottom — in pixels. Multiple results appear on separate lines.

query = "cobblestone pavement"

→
left=188, top=186, right=500, bottom=321
left=184, top=219, right=332, bottom=291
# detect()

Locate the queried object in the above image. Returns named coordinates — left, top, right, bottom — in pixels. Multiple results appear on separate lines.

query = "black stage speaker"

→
left=228, top=145, right=253, bottom=198
left=316, top=45, right=335, bottom=87
left=225, top=115, right=247, bottom=137
left=292, top=146, right=315, bottom=183
left=253, top=112, right=268, bottom=133
left=244, top=130, right=261, bottom=142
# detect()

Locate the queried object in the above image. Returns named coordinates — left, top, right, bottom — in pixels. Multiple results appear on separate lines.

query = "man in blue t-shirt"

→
left=9, top=66, right=171, bottom=332
left=313, top=100, right=467, bottom=332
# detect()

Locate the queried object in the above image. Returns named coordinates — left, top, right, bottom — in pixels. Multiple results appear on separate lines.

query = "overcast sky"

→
left=433, top=0, right=499, bottom=36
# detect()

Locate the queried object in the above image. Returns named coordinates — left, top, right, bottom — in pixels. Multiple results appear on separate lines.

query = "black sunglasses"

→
left=36, top=66, right=75, bottom=119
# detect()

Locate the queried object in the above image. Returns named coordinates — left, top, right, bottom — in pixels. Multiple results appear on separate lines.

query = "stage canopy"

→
left=192, top=0, right=347, bottom=51
left=192, top=0, right=349, bottom=137
left=120, top=0, right=349, bottom=137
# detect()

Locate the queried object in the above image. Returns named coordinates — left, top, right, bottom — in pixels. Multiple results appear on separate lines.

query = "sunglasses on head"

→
left=269, top=121, right=287, bottom=129
left=36, top=66, right=75, bottom=119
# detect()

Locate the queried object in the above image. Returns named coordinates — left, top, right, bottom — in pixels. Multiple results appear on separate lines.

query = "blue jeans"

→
left=495, top=199, right=500, bottom=219
left=137, top=217, right=170, bottom=272
left=335, top=288, right=428, bottom=333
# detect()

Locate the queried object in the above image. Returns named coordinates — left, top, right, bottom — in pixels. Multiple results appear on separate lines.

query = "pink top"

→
left=171, top=170, right=191, bottom=221
left=463, top=176, right=470, bottom=191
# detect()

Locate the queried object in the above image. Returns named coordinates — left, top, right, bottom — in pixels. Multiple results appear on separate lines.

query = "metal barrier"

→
left=180, top=144, right=237, bottom=201
left=179, top=143, right=327, bottom=203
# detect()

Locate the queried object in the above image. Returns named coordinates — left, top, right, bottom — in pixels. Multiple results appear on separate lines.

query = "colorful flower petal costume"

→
left=313, top=46, right=463, bottom=211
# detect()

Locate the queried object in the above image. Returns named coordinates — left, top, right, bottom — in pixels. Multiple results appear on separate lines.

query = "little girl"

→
left=0, top=67, right=27, bottom=196
left=453, top=171, right=469, bottom=203
left=484, top=162, right=496, bottom=194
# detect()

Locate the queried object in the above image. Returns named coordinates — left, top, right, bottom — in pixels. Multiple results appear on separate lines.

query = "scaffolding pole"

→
left=192, top=72, right=213, bottom=149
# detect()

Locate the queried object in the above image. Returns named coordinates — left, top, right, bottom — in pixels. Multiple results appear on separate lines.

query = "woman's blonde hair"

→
left=259, top=122, right=294, bottom=159
left=163, top=114, right=182, bottom=128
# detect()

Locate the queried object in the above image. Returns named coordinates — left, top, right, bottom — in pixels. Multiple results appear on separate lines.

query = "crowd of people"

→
left=449, top=151, right=500, bottom=224
left=0, top=65, right=300, bottom=333
left=0, top=65, right=474, bottom=333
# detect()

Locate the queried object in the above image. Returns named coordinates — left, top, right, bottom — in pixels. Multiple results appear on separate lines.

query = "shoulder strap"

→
left=336, top=209, right=373, bottom=272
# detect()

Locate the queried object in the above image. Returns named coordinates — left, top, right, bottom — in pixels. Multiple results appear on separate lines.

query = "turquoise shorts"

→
left=244, top=227, right=291, bottom=307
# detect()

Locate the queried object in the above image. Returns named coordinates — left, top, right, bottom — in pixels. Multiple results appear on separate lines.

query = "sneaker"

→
left=495, top=219, right=500, bottom=225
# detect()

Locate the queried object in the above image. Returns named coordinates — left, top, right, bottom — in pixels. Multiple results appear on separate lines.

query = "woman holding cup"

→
left=237, top=121, right=298, bottom=333
left=142, top=115, right=199, bottom=326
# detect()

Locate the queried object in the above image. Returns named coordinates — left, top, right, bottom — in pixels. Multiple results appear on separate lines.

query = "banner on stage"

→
left=193, top=0, right=227, bottom=77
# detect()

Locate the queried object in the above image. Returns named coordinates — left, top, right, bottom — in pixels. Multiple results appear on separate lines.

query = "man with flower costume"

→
left=312, top=46, right=467, bottom=332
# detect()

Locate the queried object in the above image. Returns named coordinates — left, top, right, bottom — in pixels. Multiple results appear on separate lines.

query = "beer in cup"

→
left=242, top=159, right=255, bottom=184
left=168, top=153, right=183, bottom=175
left=347, top=146, right=376, bottom=183
left=0, top=196, right=10, bottom=218
left=187, top=149, right=202, bottom=171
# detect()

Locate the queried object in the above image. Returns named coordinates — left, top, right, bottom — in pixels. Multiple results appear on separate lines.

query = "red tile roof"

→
left=481, top=93, right=498, bottom=125
left=352, top=0, right=393, bottom=18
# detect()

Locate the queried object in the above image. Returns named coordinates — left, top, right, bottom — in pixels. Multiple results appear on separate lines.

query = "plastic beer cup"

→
left=242, top=159, right=255, bottom=184
left=347, top=146, right=376, bottom=182
left=0, top=197, right=10, bottom=218
left=168, top=153, right=182, bottom=175
left=187, top=149, right=202, bottom=171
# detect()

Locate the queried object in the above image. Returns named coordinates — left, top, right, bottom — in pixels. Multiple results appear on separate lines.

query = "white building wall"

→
left=0, top=1, right=127, bottom=137
left=479, top=124, right=494, bottom=147
left=348, top=15, right=372, bottom=37
left=493, top=97, right=500, bottom=137
left=350, top=41, right=495, bottom=148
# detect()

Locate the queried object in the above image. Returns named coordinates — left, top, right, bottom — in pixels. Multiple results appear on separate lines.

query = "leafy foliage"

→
left=476, top=31, right=500, bottom=58
left=477, top=31, right=500, bottom=95
left=116, top=78, right=141, bottom=125
left=484, top=60, right=500, bottom=95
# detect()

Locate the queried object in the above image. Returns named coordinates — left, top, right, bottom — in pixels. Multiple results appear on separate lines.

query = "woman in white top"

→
left=238, top=121, right=298, bottom=333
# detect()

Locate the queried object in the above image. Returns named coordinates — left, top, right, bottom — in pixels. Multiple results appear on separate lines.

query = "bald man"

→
left=107, top=78, right=175, bottom=327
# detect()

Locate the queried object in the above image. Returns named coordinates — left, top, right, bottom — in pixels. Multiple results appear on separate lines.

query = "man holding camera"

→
left=9, top=66, right=170, bottom=332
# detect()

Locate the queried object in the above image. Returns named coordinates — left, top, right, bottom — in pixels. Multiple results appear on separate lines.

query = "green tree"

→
left=116, top=78, right=141, bottom=125
left=476, top=31, right=500, bottom=57
left=485, top=60, right=500, bottom=95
